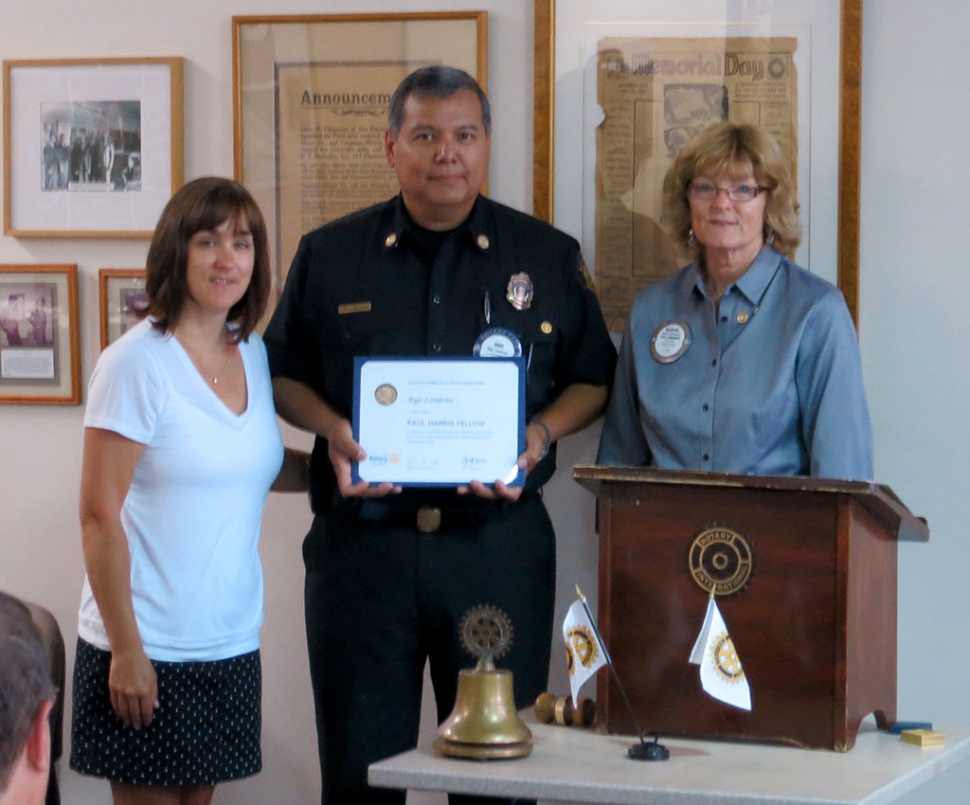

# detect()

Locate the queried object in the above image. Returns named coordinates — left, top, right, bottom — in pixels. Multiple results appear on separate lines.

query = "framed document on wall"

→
left=232, top=12, right=487, bottom=316
left=534, top=1, right=862, bottom=328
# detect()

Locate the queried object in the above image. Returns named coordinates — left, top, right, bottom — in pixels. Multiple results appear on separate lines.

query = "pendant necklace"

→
left=179, top=333, right=234, bottom=385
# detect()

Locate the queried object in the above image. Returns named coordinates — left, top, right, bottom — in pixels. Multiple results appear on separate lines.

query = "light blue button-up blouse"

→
left=596, top=248, right=874, bottom=480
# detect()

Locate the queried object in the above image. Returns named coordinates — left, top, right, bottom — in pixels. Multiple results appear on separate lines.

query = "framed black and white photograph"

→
left=99, top=268, right=147, bottom=349
left=0, top=264, right=80, bottom=405
left=3, top=57, right=184, bottom=238
left=40, top=100, right=142, bottom=192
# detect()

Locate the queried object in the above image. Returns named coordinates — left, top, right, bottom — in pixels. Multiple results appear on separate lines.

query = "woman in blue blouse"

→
left=597, top=122, right=873, bottom=479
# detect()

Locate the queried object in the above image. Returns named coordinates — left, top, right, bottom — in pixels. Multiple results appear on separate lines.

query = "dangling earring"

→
left=764, top=227, right=775, bottom=247
left=688, top=228, right=696, bottom=247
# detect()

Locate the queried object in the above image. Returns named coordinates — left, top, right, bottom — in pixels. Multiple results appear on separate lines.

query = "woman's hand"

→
left=108, top=648, right=159, bottom=729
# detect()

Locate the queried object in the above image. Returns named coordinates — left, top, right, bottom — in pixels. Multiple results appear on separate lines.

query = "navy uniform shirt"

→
left=265, top=194, right=616, bottom=506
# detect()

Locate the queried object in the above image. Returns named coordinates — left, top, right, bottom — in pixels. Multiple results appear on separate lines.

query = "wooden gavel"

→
left=533, top=692, right=596, bottom=727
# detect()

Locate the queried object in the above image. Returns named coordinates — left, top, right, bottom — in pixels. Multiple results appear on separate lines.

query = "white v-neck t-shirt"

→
left=78, top=318, right=284, bottom=661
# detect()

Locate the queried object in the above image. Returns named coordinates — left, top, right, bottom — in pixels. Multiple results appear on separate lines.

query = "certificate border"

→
left=533, top=0, right=862, bottom=323
left=351, top=356, right=526, bottom=488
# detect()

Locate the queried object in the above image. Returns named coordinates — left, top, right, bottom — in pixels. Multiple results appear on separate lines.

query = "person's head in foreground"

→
left=0, top=591, right=56, bottom=805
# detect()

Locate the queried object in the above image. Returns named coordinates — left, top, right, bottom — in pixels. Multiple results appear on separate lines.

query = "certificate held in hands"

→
left=352, top=357, right=526, bottom=487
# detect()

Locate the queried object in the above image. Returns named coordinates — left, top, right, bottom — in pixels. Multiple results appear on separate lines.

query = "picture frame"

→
left=0, top=264, right=81, bottom=405
left=533, top=0, right=863, bottom=324
left=3, top=57, right=184, bottom=238
left=232, top=12, right=487, bottom=310
left=98, top=268, right=147, bottom=350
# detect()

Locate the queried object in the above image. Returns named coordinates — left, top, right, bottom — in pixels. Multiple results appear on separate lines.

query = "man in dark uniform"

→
left=264, top=65, right=616, bottom=805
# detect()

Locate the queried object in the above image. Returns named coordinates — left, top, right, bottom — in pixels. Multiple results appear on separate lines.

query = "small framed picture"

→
left=99, top=268, right=147, bottom=349
left=0, top=264, right=81, bottom=405
left=3, top=57, right=183, bottom=238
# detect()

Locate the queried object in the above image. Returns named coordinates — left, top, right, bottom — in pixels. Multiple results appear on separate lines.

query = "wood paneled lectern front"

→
left=573, top=466, right=929, bottom=752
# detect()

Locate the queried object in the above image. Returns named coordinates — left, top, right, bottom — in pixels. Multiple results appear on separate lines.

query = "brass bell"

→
left=433, top=605, right=533, bottom=759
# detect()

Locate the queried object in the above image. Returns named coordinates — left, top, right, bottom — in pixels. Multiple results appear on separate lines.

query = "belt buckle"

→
left=416, top=506, right=442, bottom=533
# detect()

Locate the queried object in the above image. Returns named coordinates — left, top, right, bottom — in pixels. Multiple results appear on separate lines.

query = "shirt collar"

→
left=382, top=194, right=493, bottom=254
left=690, top=246, right=783, bottom=305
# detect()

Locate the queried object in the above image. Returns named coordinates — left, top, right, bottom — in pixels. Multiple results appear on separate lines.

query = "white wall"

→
left=1, top=1, right=967, bottom=804
left=860, top=3, right=970, bottom=801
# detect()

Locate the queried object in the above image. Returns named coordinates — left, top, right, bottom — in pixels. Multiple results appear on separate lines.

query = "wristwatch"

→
left=531, top=418, right=552, bottom=459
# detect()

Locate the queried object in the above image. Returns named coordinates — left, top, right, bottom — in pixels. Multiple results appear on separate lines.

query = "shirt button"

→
left=702, top=453, right=710, bottom=461
left=711, top=359, right=718, bottom=367
left=432, top=344, right=442, bottom=353
left=432, top=295, right=441, bottom=305
left=702, top=404, right=709, bottom=411
left=720, top=315, right=728, bottom=323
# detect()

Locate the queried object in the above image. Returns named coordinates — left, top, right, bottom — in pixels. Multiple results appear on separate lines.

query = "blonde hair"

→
left=661, top=121, right=801, bottom=259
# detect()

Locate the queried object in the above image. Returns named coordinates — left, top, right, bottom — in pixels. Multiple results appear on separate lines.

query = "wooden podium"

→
left=573, top=466, right=928, bottom=752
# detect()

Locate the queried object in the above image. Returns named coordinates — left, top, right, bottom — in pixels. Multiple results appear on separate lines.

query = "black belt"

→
left=348, top=494, right=535, bottom=533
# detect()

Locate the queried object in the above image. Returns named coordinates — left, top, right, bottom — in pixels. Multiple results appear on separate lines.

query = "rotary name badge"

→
left=473, top=327, right=522, bottom=358
left=650, top=321, right=691, bottom=364
left=506, top=272, right=534, bottom=311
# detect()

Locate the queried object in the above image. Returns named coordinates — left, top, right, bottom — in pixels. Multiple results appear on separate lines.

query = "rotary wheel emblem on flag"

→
left=565, top=626, right=599, bottom=676
left=711, top=632, right=745, bottom=683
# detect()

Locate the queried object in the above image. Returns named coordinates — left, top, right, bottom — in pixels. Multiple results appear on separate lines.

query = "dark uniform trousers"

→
left=303, top=491, right=554, bottom=805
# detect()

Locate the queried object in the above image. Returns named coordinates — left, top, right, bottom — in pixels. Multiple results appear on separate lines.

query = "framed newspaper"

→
left=232, top=12, right=488, bottom=315
left=534, top=0, right=863, bottom=330
left=2, top=57, right=184, bottom=238
left=0, top=264, right=81, bottom=405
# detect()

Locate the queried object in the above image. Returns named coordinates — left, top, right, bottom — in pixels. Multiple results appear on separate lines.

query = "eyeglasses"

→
left=688, top=181, right=767, bottom=203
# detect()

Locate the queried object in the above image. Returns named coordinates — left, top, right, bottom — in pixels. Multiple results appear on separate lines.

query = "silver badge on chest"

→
left=506, top=273, right=534, bottom=311
left=650, top=321, right=691, bottom=363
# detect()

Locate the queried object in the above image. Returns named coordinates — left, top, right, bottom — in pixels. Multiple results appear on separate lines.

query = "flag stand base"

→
left=628, top=740, right=670, bottom=761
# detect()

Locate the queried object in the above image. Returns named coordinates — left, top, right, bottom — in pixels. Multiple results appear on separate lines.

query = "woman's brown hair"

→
left=145, top=177, right=270, bottom=340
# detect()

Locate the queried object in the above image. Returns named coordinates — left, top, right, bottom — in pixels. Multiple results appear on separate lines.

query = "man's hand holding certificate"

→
left=352, top=357, right=526, bottom=487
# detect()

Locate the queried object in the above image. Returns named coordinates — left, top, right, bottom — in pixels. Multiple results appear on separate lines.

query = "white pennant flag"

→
left=563, top=598, right=608, bottom=706
left=689, top=596, right=752, bottom=711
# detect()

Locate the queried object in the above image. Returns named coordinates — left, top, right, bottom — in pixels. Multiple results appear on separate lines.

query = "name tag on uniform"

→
left=474, top=327, right=522, bottom=358
left=338, top=302, right=372, bottom=315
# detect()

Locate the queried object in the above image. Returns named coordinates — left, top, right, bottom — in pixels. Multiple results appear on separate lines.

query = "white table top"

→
left=369, top=714, right=970, bottom=805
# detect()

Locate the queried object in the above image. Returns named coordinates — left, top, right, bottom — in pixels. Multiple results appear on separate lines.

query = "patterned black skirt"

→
left=70, top=638, right=261, bottom=786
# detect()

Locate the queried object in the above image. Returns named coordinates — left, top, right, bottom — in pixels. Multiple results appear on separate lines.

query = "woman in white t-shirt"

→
left=70, top=177, right=306, bottom=805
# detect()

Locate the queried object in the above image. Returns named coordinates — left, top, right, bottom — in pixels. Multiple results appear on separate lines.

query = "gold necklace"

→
left=178, top=335, right=234, bottom=385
